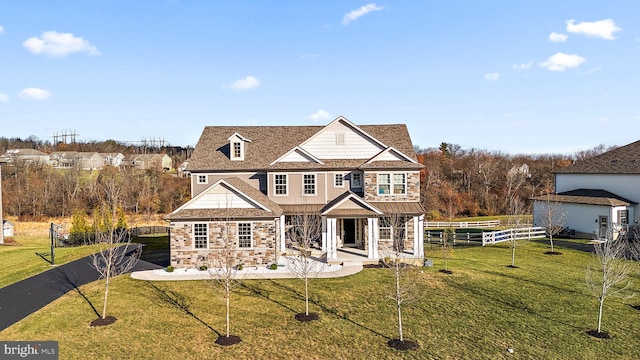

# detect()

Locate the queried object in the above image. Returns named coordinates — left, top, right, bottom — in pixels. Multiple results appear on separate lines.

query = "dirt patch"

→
left=387, top=338, right=420, bottom=351
left=90, top=316, right=117, bottom=327
left=544, top=251, right=563, bottom=255
left=586, top=329, right=611, bottom=340
left=215, top=335, right=242, bottom=346
left=438, top=269, right=453, bottom=274
left=295, top=313, right=320, bottom=322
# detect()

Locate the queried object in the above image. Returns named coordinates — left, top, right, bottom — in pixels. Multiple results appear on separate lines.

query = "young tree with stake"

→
left=535, top=193, right=566, bottom=254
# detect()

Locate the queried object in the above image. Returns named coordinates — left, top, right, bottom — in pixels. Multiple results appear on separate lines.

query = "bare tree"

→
left=585, top=236, right=636, bottom=338
left=90, top=167, right=140, bottom=326
left=286, top=210, right=323, bottom=321
left=208, top=219, right=243, bottom=346
left=507, top=196, right=527, bottom=268
left=380, top=214, right=420, bottom=351
left=535, top=193, right=566, bottom=254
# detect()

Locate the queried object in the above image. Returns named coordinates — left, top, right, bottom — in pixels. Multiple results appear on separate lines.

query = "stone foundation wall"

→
left=170, top=220, right=279, bottom=268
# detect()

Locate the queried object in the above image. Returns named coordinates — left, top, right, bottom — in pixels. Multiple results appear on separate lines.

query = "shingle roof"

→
left=531, top=189, right=637, bottom=207
left=187, top=122, right=421, bottom=172
left=556, top=139, right=640, bottom=174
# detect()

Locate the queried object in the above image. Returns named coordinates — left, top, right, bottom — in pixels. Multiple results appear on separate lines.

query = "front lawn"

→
left=2, top=240, right=639, bottom=359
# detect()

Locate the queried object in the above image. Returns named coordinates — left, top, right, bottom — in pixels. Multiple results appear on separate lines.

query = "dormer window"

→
left=228, top=132, right=252, bottom=161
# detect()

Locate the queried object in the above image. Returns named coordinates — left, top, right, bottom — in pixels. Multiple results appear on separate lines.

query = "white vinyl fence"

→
left=482, top=227, right=546, bottom=246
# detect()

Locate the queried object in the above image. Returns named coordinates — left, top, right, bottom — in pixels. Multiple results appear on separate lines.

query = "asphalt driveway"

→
left=0, top=247, right=160, bottom=331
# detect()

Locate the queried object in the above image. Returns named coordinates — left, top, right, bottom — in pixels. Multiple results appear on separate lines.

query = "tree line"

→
left=417, top=142, right=612, bottom=219
left=0, top=136, right=191, bottom=220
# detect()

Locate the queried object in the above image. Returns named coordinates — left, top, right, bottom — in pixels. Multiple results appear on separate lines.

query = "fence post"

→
left=467, top=232, right=470, bottom=244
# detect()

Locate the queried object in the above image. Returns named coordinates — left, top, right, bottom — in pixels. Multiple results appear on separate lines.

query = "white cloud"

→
left=0, top=26, right=4, bottom=35
left=539, top=52, right=586, bottom=71
left=307, top=109, right=332, bottom=122
left=227, top=76, right=260, bottom=91
left=23, top=31, right=99, bottom=57
left=566, top=19, right=621, bottom=40
left=483, top=72, right=500, bottom=81
left=548, top=32, right=568, bottom=42
left=0, top=93, right=9, bottom=103
left=512, top=62, right=532, bottom=70
left=18, top=88, right=52, bottom=100
left=342, top=3, right=384, bottom=25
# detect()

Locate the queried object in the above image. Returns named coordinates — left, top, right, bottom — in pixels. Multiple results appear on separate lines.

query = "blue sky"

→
left=1, top=1, right=639, bottom=154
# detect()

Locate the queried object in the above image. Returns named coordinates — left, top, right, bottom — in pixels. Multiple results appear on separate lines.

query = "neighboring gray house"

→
left=532, top=140, right=640, bottom=239
left=0, top=149, right=50, bottom=165
left=166, top=116, right=425, bottom=268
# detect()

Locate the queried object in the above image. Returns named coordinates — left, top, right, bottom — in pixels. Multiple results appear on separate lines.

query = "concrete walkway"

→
left=130, top=262, right=363, bottom=281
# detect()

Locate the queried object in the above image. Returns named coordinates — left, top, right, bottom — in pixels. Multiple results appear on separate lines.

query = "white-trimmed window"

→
left=197, top=175, right=207, bottom=184
left=194, top=223, right=208, bottom=249
left=303, top=174, right=316, bottom=195
left=274, top=174, right=288, bottom=195
left=377, top=173, right=407, bottom=195
left=334, top=173, right=344, bottom=187
left=237, top=223, right=252, bottom=248
left=336, top=133, right=345, bottom=145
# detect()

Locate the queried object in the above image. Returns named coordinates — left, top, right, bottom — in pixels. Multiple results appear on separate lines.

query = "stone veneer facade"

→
left=363, top=171, right=420, bottom=202
left=170, top=220, right=279, bottom=268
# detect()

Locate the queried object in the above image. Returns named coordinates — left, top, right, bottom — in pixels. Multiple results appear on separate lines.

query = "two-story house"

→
left=165, top=116, right=425, bottom=268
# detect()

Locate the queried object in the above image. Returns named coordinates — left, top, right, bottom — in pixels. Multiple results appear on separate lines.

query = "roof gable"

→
left=177, top=178, right=270, bottom=211
left=365, top=146, right=417, bottom=165
left=270, top=146, right=324, bottom=165
left=321, top=191, right=383, bottom=216
left=298, top=116, right=387, bottom=160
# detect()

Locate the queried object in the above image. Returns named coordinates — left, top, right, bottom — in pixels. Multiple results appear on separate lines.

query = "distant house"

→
left=166, top=116, right=425, bottom=268
left=50, top=151, right=105, bottom=170
left=532, top=140, right=640, bottom=239
left=0, top=149, right=50, bottom=165
left=100, top=153, right=125, bottom=167
left=3, top=219, right=14, bottom=238
left=122, top=154, right=172, bottom=171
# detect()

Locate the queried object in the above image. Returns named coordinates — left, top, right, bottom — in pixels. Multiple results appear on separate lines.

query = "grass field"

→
left=2, top=237, right=640, bottom=359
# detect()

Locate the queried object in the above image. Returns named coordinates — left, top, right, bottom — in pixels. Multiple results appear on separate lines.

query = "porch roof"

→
left=370, top=201, right=426, bottom=215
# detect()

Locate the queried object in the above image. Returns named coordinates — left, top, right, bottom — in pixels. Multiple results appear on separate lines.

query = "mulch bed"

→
left=363, top=263, right=383, bottom=269
left=215, top=335, right=242, bottom=346
left=630, top=305, right=640, bottom=311
left=388, top=339, right=420, bottom=351
left=295, top=313, right=320, bottom=322
left=506, top=265, right=519, bottom=269
left=586, top=330, right=611, bottom=339
left=90, top=316, right=117, bottom=327
left=544, top=251, right=562, bottom=255
left=438, top=269, right=453, bottom=274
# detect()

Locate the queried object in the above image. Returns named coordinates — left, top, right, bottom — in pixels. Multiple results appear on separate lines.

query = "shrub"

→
left=199, top=265, right=208, bottom=271
left=166, top=266, right=174, bottom=273
left=269, top=263, right=278, bottom=270
left=237, top=264, right=244, bottom=271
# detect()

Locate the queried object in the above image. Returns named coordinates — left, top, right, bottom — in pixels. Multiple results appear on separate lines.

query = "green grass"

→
left=2, top=240, right=640, bottom=359
left=0, top=235, right=103, bottom=288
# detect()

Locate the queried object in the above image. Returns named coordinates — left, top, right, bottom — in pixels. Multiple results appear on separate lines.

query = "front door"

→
left=599, top=215, right=608, bottom=238
left=343, top=219, right=356, bottom=245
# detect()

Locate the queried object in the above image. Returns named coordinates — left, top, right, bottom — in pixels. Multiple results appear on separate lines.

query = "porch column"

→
left=321, top=217, right=327, bottom=251
left=414, top=215, right=424, bottom=257
left=279, top=215, right=286, bottom=253
left=368, top=217, right=379, bottom=259
left=326, top=218, right=337, bottom=260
